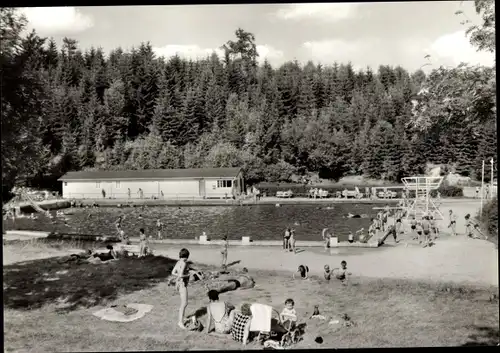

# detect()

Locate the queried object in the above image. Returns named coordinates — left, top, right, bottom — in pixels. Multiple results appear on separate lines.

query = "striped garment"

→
left=231, top=313, right=251, bottom=342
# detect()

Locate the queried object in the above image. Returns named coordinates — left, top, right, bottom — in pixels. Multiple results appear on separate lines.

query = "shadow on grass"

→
left=226, top=260, right=241, bottom=268
left=462, top=326, right=500, bottom=346
left=3, top=255, right=176, bottom=312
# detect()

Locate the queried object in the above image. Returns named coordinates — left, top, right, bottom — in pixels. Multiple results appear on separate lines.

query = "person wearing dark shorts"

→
left=421, top=216, right=431, bottom=247
left=284, top=228, right=291, bottom=252
left=410, top=217, right=417, bottom=240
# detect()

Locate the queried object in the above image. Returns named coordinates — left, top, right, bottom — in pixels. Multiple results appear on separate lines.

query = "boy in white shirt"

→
left=280, top=298, right=297, bottom=330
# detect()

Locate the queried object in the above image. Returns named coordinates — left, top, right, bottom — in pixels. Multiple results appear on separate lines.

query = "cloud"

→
left=302, top=39, right=362, bottom=68
left=256, top=44, right=284, bottom=64
left=276, top=3, right=358, bottom=22
left=153, top=43, right=284, bottom=65
left=20, top=7, right=94, bottom=35
left=427, top=31, right=494, bottom=67
left=153, top=45, right=224, bottom=60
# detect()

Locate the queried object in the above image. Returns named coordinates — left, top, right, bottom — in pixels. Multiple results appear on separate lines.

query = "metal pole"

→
left=480, top=160, right=485, bottom=215
left=491, top=158, right=494, bottom=200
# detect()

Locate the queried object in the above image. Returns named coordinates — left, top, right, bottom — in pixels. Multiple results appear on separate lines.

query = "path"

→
left=154, top=235, right=498, bottom=287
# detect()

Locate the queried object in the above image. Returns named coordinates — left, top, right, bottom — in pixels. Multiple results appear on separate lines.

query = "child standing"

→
left=284, top=228, right=291, bottom=251
left=289, top=229, right=296, bottom=253
left=430, top=215, right=439, bottom=239
left=221, top=235, right=229, bottom=269
left=139, top=228, right=149, bottom=257
left=171, top=248, right=191, bottom=329
left=410, top=216, right=417, bottom=240
left=448, top=210, right=457, bottom=236
left=280, top=298, right=298, bottom=330
left=156, top=219, right=164, bottom=240
left=322, top=228, right=331, bottom=250
left=421, top=216, right=431, bottom=247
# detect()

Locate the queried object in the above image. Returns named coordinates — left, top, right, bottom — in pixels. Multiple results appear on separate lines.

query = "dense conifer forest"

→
left=1, top=3, right=496, bottom=195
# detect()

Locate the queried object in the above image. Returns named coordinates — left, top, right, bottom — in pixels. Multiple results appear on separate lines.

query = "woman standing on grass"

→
left=284, top=228, right=291, bottom=252
left=289, top=229, right=297, bottom=253
left=172, top=248, right=191, bottom=329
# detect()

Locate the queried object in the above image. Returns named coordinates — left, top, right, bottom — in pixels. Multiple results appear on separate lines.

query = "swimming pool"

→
left=4, top=203, right=394, bottom=242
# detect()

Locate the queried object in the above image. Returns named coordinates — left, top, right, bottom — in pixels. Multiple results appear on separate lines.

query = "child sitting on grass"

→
left=280, top=298, right=298, bottom=330
left=333, top=261, right=351, bottom=285
left=171, top=248, right=191, bottom=329
left=293, top=265, right=309, bottom=279
left=324, top=265, right=332, bottom=280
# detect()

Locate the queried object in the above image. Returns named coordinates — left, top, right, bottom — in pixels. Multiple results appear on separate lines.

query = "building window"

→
left=116, top=181, right=121, bottom=189
left=64, top=182, right=67, bottom=186
left=96, top=182, right=100, bottom=189
left=217, top=180, right=233, bottom=188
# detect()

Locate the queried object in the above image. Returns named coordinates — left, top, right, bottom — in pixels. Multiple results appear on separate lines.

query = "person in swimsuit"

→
left=448, top=210, right=457, bottom=236
left=139, top=228, right=149, bottom=257
left=324, top=265, right=332, bottom=280
left=221, top=235, right=229, bottom=269
left=93, top=244, right=118, bottom=262
left=204, top=290, right=235, bottom=335
left=322, top=228, right=331, bottom=250
left=429, top=215, right=439, bottom=239
left=395, top=218, right=403, bottom=235
left=333, top=260, right=351, bottom=285
left=410, top=216, right=417, bottom=240
left=115, top=216, right=123, bottom=233
left=284, top=228, right=291, bottom=251
left=348, top=231, right=354, bottom=243
left=293, top=265, right=309, bottom=279
left=172, top=248, right=191, bottom=329
left=231, top=303, right=252, bottom=345
left=374, top=216, right=382, bottom=236
left=156, top=219, right=163, bottom=240
left=421, top=216, right=431, bottom=247
left=415, top=222, right=423, bottom=244
left=289, top=229, right=296, bottom=253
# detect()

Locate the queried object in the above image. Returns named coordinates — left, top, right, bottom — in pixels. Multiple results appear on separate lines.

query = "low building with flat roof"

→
left=58, top=167, right=244, bottom=200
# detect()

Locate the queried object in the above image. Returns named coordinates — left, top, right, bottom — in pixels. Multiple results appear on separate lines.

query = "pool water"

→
left=4, top=203, right=394, bottom=242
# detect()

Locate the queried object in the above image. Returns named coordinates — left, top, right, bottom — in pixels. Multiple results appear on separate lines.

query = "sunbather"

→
left=204, top=290, right=236, bottom=335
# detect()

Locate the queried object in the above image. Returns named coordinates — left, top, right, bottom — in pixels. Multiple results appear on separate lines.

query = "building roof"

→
left=58, top=167, right=242, bottom=181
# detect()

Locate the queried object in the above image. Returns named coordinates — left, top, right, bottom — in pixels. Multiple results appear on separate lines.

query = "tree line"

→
left=1, top=3, right=496, bottom=195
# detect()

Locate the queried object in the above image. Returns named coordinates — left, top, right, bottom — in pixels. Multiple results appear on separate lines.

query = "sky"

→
left=19, top=2, right=495, bottom=72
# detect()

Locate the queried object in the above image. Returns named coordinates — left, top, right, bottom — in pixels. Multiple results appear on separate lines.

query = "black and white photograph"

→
left=2, top=2, right=498, bottom=350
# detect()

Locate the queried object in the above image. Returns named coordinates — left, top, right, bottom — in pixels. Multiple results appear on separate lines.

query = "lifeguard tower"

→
left=401, top=176, right=444, bottom=220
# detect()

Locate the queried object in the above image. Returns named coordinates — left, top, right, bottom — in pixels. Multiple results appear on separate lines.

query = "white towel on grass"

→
left=93, top=303, right=153, bottom=322
left=250, top=303, right=272, bottom=332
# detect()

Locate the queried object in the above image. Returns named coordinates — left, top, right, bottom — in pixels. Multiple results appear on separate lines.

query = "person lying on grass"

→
left=332, top=261, right=351, bottom=285
left=92, top=244, right=118, bottom=262
left=293, top=265, right=309, bottom=280
left=171, top=248, right=191, bottom=329
left=204, top=289, right=236, bottom=335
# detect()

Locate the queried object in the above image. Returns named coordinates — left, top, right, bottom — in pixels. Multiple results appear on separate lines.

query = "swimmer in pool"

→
left=293, top=265, right=309, bottom=280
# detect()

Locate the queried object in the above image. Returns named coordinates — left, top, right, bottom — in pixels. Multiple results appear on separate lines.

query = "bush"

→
left=479, top=198, right=498, bottom=243
left=429, top=184, right=464, bottom=198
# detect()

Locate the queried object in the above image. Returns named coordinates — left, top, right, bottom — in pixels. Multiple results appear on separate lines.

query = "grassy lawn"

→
left=3, top=242, right=499, bottom=351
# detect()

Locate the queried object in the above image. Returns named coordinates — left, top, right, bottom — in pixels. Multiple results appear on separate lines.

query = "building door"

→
left=199, top=179, right=206, bottom=198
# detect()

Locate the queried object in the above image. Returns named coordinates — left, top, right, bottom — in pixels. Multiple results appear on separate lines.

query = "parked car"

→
left=342, top=187, right=363, bottom=199
left=377, top=190, right=398, bottom=199
left=276, top=190, right=294, bottom=198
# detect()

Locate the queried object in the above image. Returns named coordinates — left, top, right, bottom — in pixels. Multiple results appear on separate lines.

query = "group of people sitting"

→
left=293, top=261, right=351, bottom=285
left=199, top=291, right=300, bottom=346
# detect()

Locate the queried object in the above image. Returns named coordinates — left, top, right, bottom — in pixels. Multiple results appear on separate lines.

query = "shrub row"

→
left=479, top=198, right=498, bottom=243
